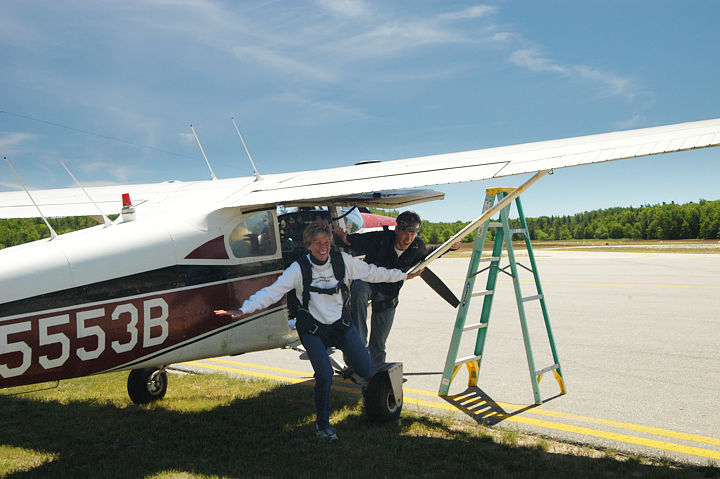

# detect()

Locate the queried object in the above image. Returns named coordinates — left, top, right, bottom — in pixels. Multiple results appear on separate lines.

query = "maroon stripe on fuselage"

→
left=0, top=259, right=283, bottom=317
left=0, top=273, right=282, bottom=389
left=185, top=235, right=229, bottom=260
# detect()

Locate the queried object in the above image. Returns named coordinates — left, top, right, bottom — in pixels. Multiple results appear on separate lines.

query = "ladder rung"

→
left=455, top=354, right=482, bottom=366
left=471, top=289, right=494, bottom=297
left=510, top=228, right=527, bottom=234
left=478, top=256, right=500, bottom=262
left=463, top=322, right=488, bottom=332
left=536, top=364, right=560, bottom=376
left=488, top=222, right=502, bottom=228
left=522, top=294, right=543, bottom=302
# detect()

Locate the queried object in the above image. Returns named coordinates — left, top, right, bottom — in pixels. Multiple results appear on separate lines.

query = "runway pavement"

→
left=176, top=250, right=720, bottom=465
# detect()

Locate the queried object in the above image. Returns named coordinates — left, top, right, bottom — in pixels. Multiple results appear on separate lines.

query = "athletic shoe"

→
left=315, top=425, right=338, bottom=441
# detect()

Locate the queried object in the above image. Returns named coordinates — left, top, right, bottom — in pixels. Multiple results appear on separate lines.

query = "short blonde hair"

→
left=303, top=219, right=333, bottom=248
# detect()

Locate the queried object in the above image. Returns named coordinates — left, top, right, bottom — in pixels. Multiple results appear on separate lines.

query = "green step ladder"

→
left=438, top=186, right=566, bottom=404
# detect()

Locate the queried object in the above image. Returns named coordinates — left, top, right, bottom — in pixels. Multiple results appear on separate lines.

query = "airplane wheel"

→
left=127, top=368, right=167, bottom=405
left=363, top=372, right=401, bottom=422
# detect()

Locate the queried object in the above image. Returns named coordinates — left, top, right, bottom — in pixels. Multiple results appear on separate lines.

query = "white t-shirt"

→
left=240, top=252, right=407, bottom=325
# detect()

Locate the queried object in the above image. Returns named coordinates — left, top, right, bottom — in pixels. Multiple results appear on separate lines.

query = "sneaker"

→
left=315, top=425, right=338, bottom=441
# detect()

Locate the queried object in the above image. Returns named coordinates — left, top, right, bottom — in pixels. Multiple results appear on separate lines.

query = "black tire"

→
left=127, top=368, right=168, bottom=405
left=363, top=372, right=402, bottom=422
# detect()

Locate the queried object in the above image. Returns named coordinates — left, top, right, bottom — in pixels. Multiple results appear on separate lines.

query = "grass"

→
left=1, top=372, right=718, bottom=478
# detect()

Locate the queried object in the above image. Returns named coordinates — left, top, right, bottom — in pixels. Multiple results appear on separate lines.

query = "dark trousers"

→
left=300, top=324, right=373, bottom=429
left=350, top=280, right=397, bottom=367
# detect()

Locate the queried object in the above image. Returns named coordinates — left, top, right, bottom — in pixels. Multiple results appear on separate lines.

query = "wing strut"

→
left=61, top=162, right=112, bottom=227
left=190, top=124, right=218, bottom=181
left=409, top=169, right=551, bottom=274
left=232, top=117, right=261, bottom=181
left=3, top=157, right=58, bottom=240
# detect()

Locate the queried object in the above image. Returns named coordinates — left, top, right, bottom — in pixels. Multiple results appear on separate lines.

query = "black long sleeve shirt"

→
left=346, top=229, right=434, bottom=297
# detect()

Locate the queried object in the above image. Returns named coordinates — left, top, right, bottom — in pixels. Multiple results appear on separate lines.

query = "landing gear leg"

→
left=363, top=362, right=403, bottom=422
left=127, top=367, right=168, bottom=405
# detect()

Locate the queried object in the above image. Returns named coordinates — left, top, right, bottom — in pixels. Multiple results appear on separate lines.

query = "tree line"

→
left=1, top=200, right=719, bottom=250
left=0, top=216, right=102, bottom=249
left=376, top=199, right=720, bottom=244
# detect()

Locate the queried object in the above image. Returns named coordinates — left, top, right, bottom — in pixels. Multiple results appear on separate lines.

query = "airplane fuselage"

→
left=0, top=206, right=295, bottom=389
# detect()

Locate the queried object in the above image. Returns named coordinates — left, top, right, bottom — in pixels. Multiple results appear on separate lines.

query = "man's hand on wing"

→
left=406, top=268, right=424, bottom=280
left=332, top=226, right=350, bottom=245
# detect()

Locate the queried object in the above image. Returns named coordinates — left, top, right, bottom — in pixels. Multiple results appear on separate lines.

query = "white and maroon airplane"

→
left=1, top=118, right=719, bottom=412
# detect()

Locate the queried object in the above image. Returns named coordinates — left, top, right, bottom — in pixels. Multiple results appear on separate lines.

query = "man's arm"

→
left=333, top=228, right=381, bottom=255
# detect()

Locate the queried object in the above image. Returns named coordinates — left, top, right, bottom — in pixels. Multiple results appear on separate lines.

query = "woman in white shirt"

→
left=215, top=220, right=418, bottom=441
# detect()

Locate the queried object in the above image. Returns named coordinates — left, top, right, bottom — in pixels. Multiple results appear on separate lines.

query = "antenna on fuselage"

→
left=3, top=156, right=58, bottom=240
left=189, top=124, right=218, bottom=181
left=61, top=161, right=112, bottom=227
left=231, top=117, right=261, bottom=181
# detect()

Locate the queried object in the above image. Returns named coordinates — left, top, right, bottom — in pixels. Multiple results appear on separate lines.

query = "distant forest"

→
left=1, top=200, right=720, bottom=249
left=379, top=199, right=720, bottom=245
left=0, top=216, right=102, bottom=249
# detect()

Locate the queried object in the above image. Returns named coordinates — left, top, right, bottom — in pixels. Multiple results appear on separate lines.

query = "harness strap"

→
left=297, top=250, right=348, bottom=310
left=295, top=250, right=351, bottom=348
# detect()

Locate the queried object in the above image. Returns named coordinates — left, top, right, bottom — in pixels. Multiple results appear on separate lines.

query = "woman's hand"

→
left=214, top=309, right=243, bottom=319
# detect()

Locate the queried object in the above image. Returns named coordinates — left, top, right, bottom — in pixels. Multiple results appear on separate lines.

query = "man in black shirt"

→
left=335, top=211, right=432, bottom=366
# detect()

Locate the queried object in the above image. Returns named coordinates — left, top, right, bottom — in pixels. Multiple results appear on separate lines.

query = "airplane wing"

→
left=1, top=118, right=719, bottom=219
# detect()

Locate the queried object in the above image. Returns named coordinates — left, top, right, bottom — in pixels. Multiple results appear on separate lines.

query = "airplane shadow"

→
left=0, top=375, right=712, bottom=479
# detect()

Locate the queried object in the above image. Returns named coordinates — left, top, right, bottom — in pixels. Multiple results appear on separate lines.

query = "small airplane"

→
left=1, top=117, right=719, bottom=417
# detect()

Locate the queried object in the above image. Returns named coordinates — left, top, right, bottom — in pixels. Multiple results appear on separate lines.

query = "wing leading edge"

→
left=1, top=118, right=719, bottom=219
left=225, top=118, right=720, bottom=208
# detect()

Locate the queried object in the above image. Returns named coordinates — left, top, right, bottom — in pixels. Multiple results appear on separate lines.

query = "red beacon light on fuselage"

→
left=121, top=193, right=136, bottom=222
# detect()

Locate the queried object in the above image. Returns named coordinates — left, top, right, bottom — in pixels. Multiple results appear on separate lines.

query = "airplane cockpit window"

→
left=229, top=211, right=277, bottom=258
left=276, top=205, right=365, bottom=268
left=341, top=206, right=364, bottom=235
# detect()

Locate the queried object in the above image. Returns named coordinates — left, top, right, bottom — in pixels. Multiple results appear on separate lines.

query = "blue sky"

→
left=1, top=1, right=718, bottom=221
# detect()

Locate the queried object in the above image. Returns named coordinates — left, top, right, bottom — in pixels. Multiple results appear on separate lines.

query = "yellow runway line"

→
left=406, top=387, right=720, bottom=448
left=182, top=360, right=306, bottom=385
left=403, top=395, right=720, bottom=460
left=182, top=360, right=720, bottom=461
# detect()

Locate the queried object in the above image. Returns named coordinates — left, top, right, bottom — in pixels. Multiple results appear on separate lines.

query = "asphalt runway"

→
left=178, top=250, right=720, bottom=465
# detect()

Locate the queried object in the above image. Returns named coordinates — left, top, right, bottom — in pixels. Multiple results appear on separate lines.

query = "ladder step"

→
left=536, top=364, right=560, bottom=376
left=522, top=294, right=543, bottom=302
left=463, top=322, right=488, bottom=332
left=488, top=222, right=502, bottom=228
left=455, top=354, right=482, bottom=366
left=471, top=289, right=494, bottom=297
left=510, top=228, right=527, bottom=235
left=478, top=256, right=500, bottom=263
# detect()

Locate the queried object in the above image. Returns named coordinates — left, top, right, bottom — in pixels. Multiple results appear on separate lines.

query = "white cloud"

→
left=326, top=5, right=501, bottom=60
left=81, top=161, right=140, bottom=182
left=232, top=45, right=336, bottom=82
left=615, top=115, right=645, bottom=129
left=510, top=48, right=636, bottom=98
left=270, top=92, right=370, bottom=122
left=314, top=0, right=371, bottom=19
left=510, top=48, right=567, bottom=74
left=0, top=181, right=23, bottom=190
left=337, top=22, right=465, bottom=58
left=179, top=132, right=196, bottom=146
left=0, top=132, right=38, bottom=153
left=437, top=5, right=497, bottom=22
left=574, top=65, right=634, bottom=98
